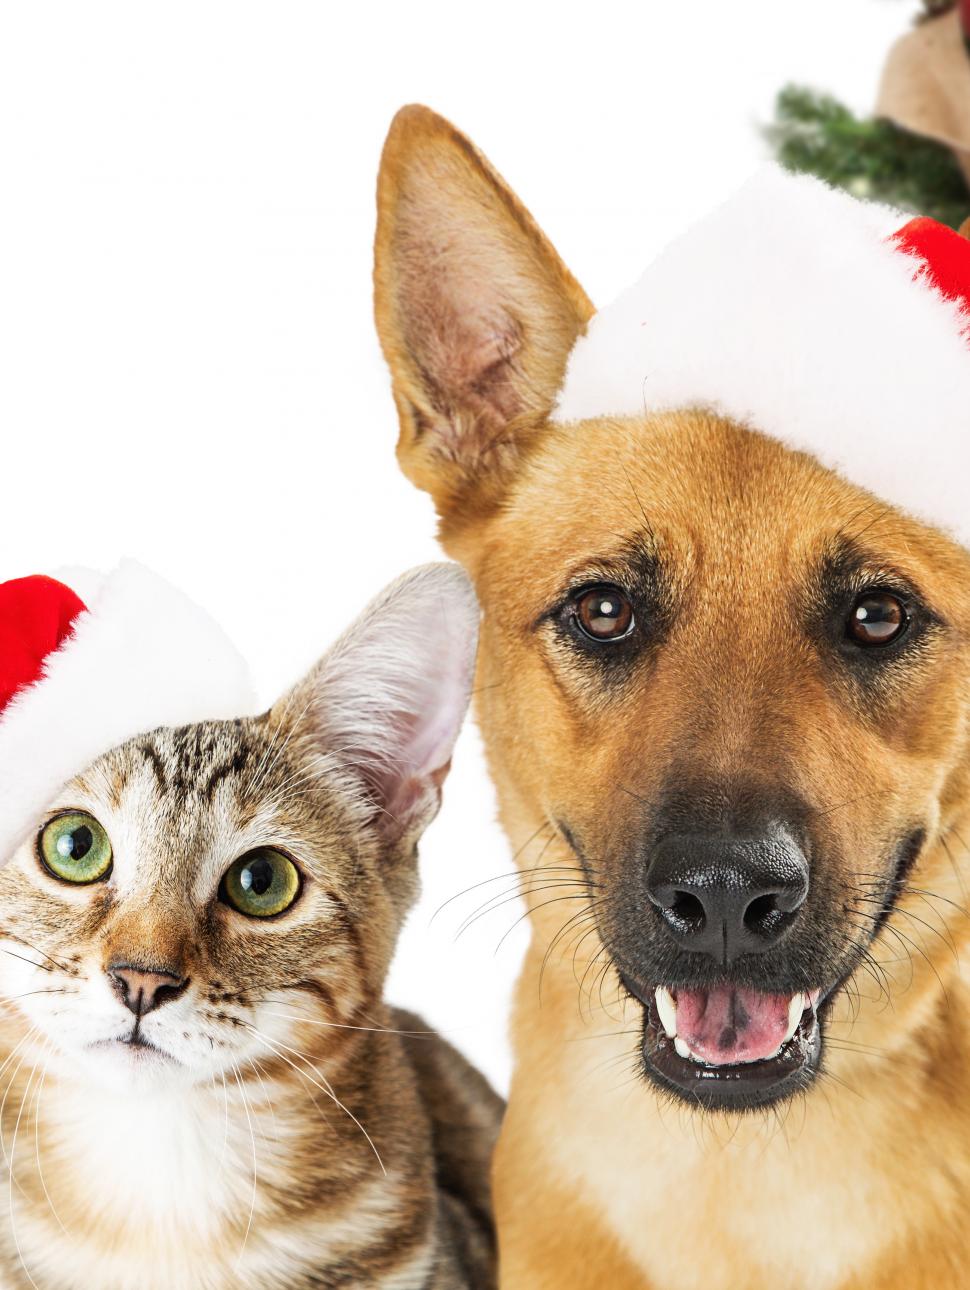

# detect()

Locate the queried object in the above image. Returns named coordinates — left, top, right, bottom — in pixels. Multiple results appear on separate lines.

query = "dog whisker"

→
left=451, top=881, right=585, bottom=944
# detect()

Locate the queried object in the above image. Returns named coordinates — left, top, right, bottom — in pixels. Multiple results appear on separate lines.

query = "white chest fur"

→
left=540, top=1022, right=958, bottom=1290
left=5, top=1076, right=269, bottom=1290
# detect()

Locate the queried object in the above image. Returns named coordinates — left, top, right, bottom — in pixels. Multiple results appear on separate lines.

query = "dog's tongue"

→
left=676, top=986, right=793, bottom=1066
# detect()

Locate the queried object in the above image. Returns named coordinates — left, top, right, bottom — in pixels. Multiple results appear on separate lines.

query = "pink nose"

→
left=108, top=963, right=188, bottom=1016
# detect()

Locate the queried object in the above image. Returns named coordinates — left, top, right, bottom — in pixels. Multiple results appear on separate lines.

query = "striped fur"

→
left=0, top=710, right=502, bottom=1289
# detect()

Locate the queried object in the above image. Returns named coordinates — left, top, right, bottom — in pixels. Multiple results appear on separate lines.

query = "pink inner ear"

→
left=376, top=672, right=470, bottom=833
left=397, top=211, right=526, bottom=433
left=449, top=317, right=524, bottom=419
left=311, top=565, right=478, bottom=841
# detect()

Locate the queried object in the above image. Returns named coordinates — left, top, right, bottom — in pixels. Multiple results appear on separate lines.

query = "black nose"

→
left=108, top=962, right=188, bottom=1016
left=646, top=830, right=809, bottom=963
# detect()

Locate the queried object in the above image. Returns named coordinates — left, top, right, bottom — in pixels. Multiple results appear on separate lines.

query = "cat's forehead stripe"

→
left=135, top=724, right=261, bottom=806
left=134, top=741, right=169, bottom=798
left=198, top=746, right=253, bottom=803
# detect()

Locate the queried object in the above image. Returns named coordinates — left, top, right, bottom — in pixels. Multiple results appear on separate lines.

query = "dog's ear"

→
left=960, top=216, right=970, bottom=242
left=374, top=105, right=593, bottom=525
left=271, top=564, right=479, bottom=852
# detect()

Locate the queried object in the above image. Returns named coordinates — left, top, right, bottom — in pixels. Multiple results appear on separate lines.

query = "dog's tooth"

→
left=673, top=1035, right=692, bottom=1061
left=784, top=992, right=805, bottom=1044
left=655, top=986, right=678, bottom=1038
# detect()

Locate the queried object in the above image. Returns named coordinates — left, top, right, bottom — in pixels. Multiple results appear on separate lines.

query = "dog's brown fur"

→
left=375, top=105, right=970, bottom=1289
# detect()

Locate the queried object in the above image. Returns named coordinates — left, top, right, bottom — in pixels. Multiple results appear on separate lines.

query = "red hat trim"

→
left=0, top=576, right=87, bottom=715
left=891, top=217, right=970, bottom=323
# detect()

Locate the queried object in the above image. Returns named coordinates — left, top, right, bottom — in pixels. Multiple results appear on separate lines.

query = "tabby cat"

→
left=0, top=564, right=502, bottom=1290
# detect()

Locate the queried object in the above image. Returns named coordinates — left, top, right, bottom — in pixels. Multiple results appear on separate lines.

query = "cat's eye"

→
left=220, top=848, right=301, bottom=919
left=39, top=812, right=113, bottom=884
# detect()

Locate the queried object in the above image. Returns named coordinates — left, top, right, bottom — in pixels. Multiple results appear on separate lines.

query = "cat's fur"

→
left=0, top=565, right=501, bottom=1290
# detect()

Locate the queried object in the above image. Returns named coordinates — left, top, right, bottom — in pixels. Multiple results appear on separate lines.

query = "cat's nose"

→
left=108, top=962, right=188, bottom=1016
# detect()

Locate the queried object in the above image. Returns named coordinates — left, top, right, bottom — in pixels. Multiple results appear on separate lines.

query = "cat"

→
left=0, top=563, right=502, bottom=1290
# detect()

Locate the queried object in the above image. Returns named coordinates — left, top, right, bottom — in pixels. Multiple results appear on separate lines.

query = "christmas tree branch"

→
left=766, top=87, right=970, bottom=229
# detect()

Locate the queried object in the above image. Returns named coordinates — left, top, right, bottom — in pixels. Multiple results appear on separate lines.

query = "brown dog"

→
left=374, top=105, right=970, bottom=1289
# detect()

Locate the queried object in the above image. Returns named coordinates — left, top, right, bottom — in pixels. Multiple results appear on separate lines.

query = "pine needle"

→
left=766, top=86, right=970, bottom=230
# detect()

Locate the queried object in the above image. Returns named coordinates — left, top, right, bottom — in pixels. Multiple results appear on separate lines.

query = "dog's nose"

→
left=108, top=962, right=188, bottom=1016
left=646, top=831, right=809, bottom=963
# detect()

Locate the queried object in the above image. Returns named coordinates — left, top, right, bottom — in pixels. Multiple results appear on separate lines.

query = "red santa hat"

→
left=0, top=561, right=254, bottom=865
left=553, top=168, right=970, bottom=549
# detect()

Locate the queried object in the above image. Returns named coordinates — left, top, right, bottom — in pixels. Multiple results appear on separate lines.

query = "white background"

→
left=0, top=0, right=921, bottom=1092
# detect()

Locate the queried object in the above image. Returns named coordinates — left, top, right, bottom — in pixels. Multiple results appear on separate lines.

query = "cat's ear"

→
left=273, top=564, right=479, bottom=848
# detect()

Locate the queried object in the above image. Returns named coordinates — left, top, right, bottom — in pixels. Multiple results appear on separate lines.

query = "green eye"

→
left=220, top=849, right=301, bottom=919
left=39, top=812, right=113, bottom=884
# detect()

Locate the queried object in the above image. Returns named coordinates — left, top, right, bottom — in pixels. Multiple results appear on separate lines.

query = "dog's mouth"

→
left=626, top=975, right=825, bottom=1110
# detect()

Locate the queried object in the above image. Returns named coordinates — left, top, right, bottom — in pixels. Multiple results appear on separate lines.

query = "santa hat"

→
left=0, top=561, right=254, bottom=865
left=553, top=166, right=970, bottom=549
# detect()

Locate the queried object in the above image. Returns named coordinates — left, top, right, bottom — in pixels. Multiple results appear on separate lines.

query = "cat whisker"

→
left=0, top=1030, right=41, bottom=1168
left=10, top=1043, right=53, bottom=1211
left=243, top=696, right=296, bottom=796
left=218, top=1069, right=232, bottom=1178
left=230, top=1062, right=259, bottom=1268
left=6, top=939, right=72, bottom=976
left=0, top=949, right=54, bottom=975
left=33, top=1055, right=69, bottom=1237
left=247, top=692, right=316, bottom=798
left=0, top=1030, right=38, bottom=1082
left=265, top=762, right=334, bottom=802
left=7, top=1038, right=47, bottom=1290
left=242, top=1039, right=334, bottom=1129
left=264, top=1003, right=497, bottom=1043
left=259, top=1007, right=440, bottom=1039
left=240, top=1031, right=335, bottom=1123
left=0, top=989, right=72, bottom=1006
left=246, top=1057, right=281, bottom=1149
left=241, top=1022, right=387, bottom=1177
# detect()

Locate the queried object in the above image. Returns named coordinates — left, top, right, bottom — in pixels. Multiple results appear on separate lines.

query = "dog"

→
left=373, top=104, right=970, bottom=1289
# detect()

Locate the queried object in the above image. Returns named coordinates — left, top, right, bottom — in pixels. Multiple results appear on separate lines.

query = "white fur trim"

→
left=553, top=167, right=970, bottom=548
left=0, top=560, right=255, bottom=864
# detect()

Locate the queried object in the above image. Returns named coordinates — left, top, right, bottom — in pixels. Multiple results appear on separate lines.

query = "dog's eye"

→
left=847, top=593, right=909, bottom=647
left=39, top=812, right=113, bottom=884
left=220, top=849, right=301, bottom=918
left=574, top=586, right=635, bottom=642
